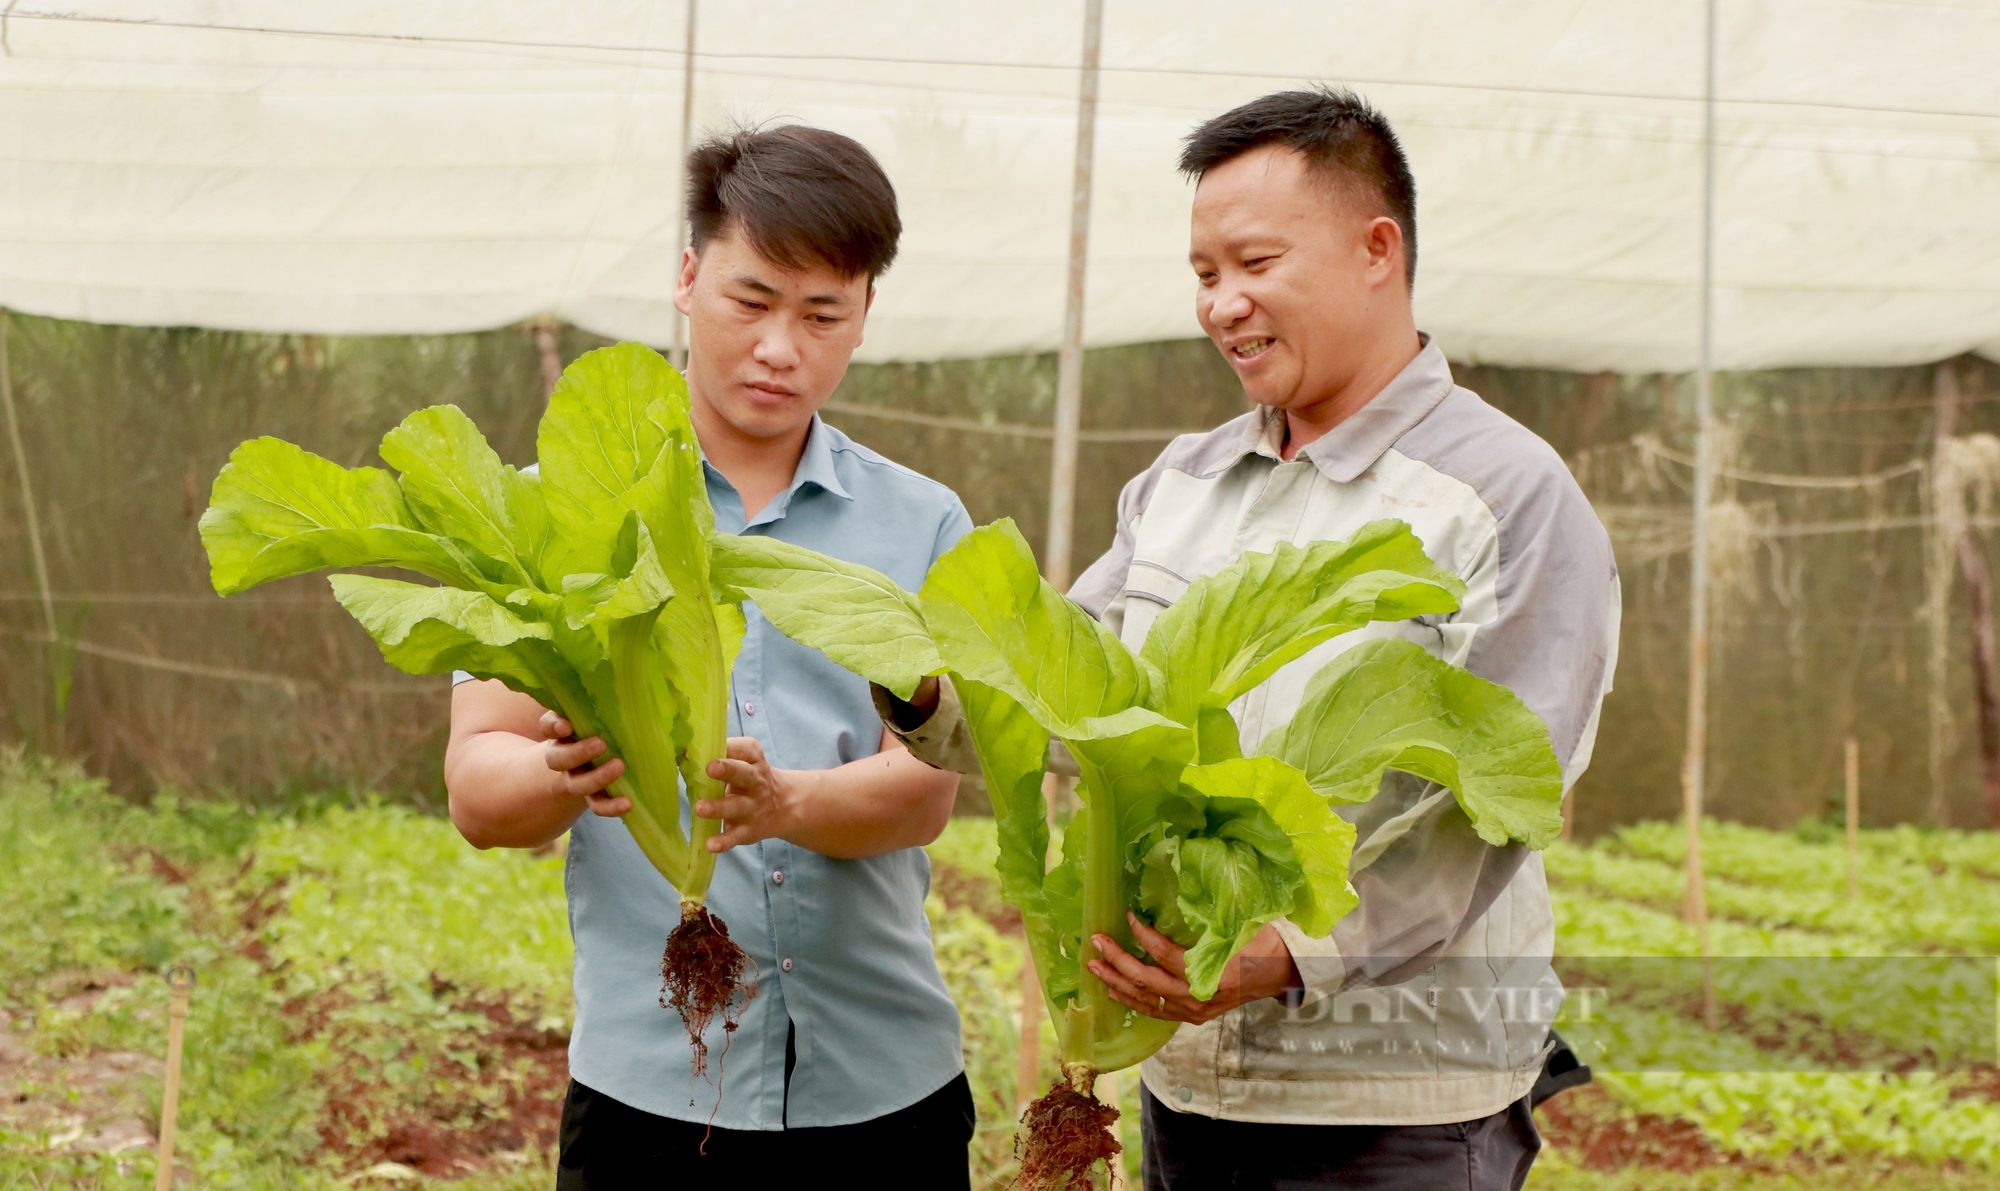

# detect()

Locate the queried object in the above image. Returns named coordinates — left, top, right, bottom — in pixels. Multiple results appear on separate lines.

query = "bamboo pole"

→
left=154, top=967, right=194, bottom=1191
left=669, top=0, right=699, bottom=372
left=1844, top=736, right=1861, bottom=899
left=1929, top=363, right=1962, bottom=823
left=1956, top=524, right=2000, bottom=827
left=529, top=316, right=562, bottom=405
left=1041, top=0, right=1104, bottom=592
left=1683, top=0, right=1720, bottom=1032
left=0, top=310, right=55, bottom=648
left=0, top=308, right=64, bottom=745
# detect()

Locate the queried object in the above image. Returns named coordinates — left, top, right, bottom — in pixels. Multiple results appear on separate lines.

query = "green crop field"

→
left=2, top=748, right=1996, bottom=1190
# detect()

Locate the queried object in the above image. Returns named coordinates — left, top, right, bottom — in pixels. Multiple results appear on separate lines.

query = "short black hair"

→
left=686, top=124, right=901, bottom=280
left=1179, top=87, right=1418, bottom=288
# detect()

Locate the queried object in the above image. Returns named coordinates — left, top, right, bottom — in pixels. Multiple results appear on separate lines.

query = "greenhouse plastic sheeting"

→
left=0, top=0, right=1996, bottom=371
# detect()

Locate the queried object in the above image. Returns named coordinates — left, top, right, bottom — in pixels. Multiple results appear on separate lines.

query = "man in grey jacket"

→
left=889, top=88, right=1619, bottom=1189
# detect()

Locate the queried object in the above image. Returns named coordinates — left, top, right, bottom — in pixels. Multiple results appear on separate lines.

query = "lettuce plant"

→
left=200, top=343, right=751, bottom=1070
left=720, top=517, right=1565, bottom=1186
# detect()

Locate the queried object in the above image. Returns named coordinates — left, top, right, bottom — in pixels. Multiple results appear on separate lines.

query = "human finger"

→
left=724, top=736, right=767, bottom=766
left=582, top=791, right=632, bottom=818
left=1098, top=972, right=1198, bottom=1023
left=693, top=795, right=760, bottom=821
left=706, top=821, right=764, bottom=853
left=537, top=710, right=574, bottom=742
left=545, top=736, right=606, bottom=774
left=1127, top=912, right=1190, bottom=979
left=566, top=756, right=624, bottom=797
left=1088, top=936, right=1189, bottom=1000
left=706, top=757, right=770, bottom=792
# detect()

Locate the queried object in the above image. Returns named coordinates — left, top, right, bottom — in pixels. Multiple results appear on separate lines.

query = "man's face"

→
left=673, top=225, right=872, bottom=439
left=1189, top=145, right=1406, bottom=414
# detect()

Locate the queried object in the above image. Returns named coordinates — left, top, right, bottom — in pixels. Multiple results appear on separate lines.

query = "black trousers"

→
left=554, top=1073, right=975, bottom=1190
left=1141, top=1085, right=1539, bottom=1191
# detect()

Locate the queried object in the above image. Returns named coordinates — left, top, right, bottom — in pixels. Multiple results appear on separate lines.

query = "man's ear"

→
left=864, top=282, right=877, bottom=315
left=1362, top=216, right=1404, bottom=288
left=672, top=246, right=700, bottom=316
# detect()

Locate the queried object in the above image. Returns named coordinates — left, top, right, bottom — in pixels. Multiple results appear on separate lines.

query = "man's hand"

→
left=1086, top=912, right=1300, bottom=1025
left=536, top=711, right=629, bottom=817
left=699, top=737, right=810, bottom=854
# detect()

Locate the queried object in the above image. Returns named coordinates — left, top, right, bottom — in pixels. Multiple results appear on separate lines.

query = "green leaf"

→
left=559, top=514, right=675, bottom=651
left=379, top=405, right=536, bottom=586
left=328, top=575, right=570, bottom=714
left=1181, top=757, right=1357, bottom=939
left=1175, top=832, right=1300, bottom=1000
left=1258, top=637, right=1565, bottom=848
left=710, top=533, right=940, bottom=699
left=1136, top=837, right=1197, bottom=947
left=713, top=600, right=747, bottom=670
left=1131, top=757, right=1358, bottom=999
left=956, top=680, right=1069, bottom=1005
left=201, top=343, right=754, bottom=913
left=536, top=343, right=729, bottom=891
left=200, top=438, right=480, bottom=595
left=1139, top=520, right=1465, bottom=727
left=537, top=344, right=683, bottom=548
left=920, top=519, right=1147, bottom=736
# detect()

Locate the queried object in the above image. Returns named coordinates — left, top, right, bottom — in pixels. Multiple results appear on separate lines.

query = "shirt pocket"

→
left=1117, top=559, right=1191, bottom=647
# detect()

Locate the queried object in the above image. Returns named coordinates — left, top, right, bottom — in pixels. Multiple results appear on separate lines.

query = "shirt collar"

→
left=1229, top=333, right=1455, bottom=484
left=790, top=414, right=854, bottom=502
left=703, top=414, right=853, bottom=530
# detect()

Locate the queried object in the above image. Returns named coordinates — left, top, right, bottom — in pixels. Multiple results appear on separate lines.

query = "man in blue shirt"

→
left=444, top=126, right=976, bottom=1188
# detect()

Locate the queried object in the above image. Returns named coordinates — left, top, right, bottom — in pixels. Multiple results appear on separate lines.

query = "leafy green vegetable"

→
left=201, top=342, right=734, bottom=904
left=727, top=513, right=1564, bottom=1084
left=1259, top=636, right=1567, bottom=847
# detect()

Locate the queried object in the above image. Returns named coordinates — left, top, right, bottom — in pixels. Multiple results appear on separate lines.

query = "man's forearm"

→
left=775, top=747, right=958, bottom=860
left=444, top=730, right=588, bottom=850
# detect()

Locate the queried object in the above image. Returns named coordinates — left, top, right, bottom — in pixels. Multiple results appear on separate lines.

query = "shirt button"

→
left=1176, top=1086, right=1193, bottom=1103
left=744, top=701, right=756, bottom=716
left=771, top=871, right=785, bottom=886
left=781, top=958, right=794, bottom=973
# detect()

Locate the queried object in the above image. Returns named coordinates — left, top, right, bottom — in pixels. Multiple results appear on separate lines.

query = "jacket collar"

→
left=1230, top=333, right=1455, bottom=483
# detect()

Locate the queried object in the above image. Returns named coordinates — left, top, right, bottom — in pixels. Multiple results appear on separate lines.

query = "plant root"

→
left=1013, top=1074, right=1121, bottom=1190
left=659, top=901, right=755, bottom=1078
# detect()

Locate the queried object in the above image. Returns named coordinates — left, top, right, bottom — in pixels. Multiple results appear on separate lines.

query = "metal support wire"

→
left=1042, top=0, right=1103, bottom=593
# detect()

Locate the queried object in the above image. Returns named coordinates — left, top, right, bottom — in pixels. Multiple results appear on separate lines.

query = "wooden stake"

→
left=1016, top=951, right=1043, bottom=1110
left=1095, top=1069, right=1122, bottom=1189
left=155, top=966, right=193, bottom=1191
left=1845, top=736, right=1861, bottom=899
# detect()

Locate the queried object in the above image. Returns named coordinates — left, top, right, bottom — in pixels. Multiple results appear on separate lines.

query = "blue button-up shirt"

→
left=562, top=416, right=972, bottom=1129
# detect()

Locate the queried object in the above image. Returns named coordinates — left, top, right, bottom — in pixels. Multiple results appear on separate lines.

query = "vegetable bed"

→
left=4, top=749, right=1999, bottom=1189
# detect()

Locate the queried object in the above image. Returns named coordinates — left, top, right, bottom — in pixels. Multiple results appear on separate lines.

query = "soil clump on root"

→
left=1014, top=1078, right=1121, bottom=1190
left=659, top=902, right=754, bottom=1077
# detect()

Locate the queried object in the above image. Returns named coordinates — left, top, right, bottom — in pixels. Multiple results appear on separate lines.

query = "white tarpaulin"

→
left=1, top=0, right=1996, bottom=371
